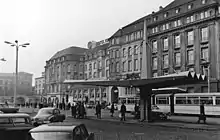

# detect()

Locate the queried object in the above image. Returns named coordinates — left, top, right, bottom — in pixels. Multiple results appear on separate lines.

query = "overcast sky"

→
left=0, top=0, right=172, bottom=83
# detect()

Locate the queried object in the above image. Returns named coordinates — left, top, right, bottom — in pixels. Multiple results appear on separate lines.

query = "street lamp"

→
left=201, top=58, right=210, bottom=93
left=4, top=40, right=30, bottom=106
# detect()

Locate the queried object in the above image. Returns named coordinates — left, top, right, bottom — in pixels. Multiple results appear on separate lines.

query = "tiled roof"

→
left=85, top=43, right=109, bottom=54
left=50, top=46, right=87, bottom=60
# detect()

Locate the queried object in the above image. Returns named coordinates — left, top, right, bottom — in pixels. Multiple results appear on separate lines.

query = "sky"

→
left=0, top=0, right=172, bottom=84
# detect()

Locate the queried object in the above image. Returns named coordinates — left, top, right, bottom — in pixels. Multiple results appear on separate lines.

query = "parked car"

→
left=0, top=113, right=34, bottom=140
left=28, top=122, right=95, bottom=140
left=0, top=103, right=19, bottom=113
left=32, top=107, right=65, bottom=126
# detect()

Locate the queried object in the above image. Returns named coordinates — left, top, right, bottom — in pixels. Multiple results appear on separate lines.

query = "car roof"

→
left=39, top=107, right=56, bottom=110
left=29, top=122, right=83, bottom=133
left=0, top=113, right=30, bottom=118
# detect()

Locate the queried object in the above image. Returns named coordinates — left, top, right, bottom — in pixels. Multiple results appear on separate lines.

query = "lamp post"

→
left=201, top=59, right=210, bottom=93
left=4, top=40, right=30, bottom=106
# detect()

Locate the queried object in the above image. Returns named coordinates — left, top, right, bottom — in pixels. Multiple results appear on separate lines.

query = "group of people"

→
left=71, top=102, right=86, bottom=119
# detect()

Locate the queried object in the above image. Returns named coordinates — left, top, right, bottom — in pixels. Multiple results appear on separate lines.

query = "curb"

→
left=67, top=116, right=220, bottom=131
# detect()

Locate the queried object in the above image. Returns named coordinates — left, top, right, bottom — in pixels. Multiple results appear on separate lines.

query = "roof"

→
left=63, top=71, right=206, bottom=89
left=50, top=46, right=88, bottom=60
left=152, top=87, right=187, bottom=94
left=108, top=29, right=122, bottom=39
left=85, top=42, right=109, bottom=54
left=0, top=113, right=30, bottom=118
left=30, top=122, right=83, bottom=133
left=160, top=0, right=194, bottom=12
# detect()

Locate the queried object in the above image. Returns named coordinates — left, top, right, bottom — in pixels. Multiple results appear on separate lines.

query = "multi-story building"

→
left=72, top=39, right=111, bottom=104
left=35, top=72, right=45, bottom=95
left=107, top=21, right=145, bottom=104
left=45, top=46, right=87, bottom=104
left=146, top=0, right=220, bottom=92
left=0, top=72, right=33, bottom=97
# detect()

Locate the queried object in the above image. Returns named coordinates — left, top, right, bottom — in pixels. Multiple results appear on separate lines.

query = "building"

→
left=35, top=72, right=45, bottom=95
left=71, top=39, right=110, bottom=104
left=44, top=46, right=87, bottom=104
left=0, top=72, right=33, bottom=97
left=146, top=0, right=220, bottom=92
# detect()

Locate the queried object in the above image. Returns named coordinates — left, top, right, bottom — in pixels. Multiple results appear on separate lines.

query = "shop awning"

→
left=63, top=71, right=207, bottom=89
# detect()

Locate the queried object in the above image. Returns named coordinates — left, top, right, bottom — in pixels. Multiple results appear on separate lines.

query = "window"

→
left=166, top=23, right=169, bottom=29
left=116, top=62, right=120, bottom=72
left=137, top=31, right=140, bottom=39
left=201, top=12, right=204, bottom=19
left=93, top=62, right=96, bottom=69
left=187, top=50, right=194, bottom=64
left=123, top=48, right=126, bottom=57
left=174, top=34, right=180, bottom=48
left=202, top=0, right=206, bottom=4
left=186, top=16, right=194, bottom=23
left=122, top=61, right=126, bottom=72
left=106, top=70, right=109, bottom=78
left=128, top=60, right=132, bottom=71
left=130, top=33, right=134, bottom=41
left=116, top=38, right=120, bottom=44
left=153, top=16, right=157, bottom=21
left=201, top=47, right=209, bottom=61
left=175, top=8, right=180, bottom=14
left=163, top=38, right=169, bottom=50
left=187, top=31, right=194, bottom=45
left=152, top=57, right=158, bottom=70
left=162, top=24, right=166, bottom=30
left=116, top=50, right=120, bottom=58
left=152, top=40, right=157, bottom=52
left=201, top=27, right=208, bottom=42
left=163, top=54, right=169, bottom=68
left=93, top=72, right=96, bottom=78
left=128, top=47, right=132, bottom=56
left=134, top=45, right=137, bottom=55
left=188, top=4, right=193, bottom=10
left=174, top=52, right=181, bottom=66
left=67, top=64, right=71, bottom=72
left=134, top=59, right=138, bottom=71
left=152, top=27, right=158, bottom=33
left=164, top=12, right=168, bottom=18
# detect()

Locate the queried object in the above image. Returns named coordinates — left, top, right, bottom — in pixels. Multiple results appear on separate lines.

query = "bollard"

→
left=94, top=131, right=103, bottom=140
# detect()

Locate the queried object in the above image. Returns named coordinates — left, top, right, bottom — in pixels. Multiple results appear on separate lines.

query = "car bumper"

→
left=33, top=120, right=50, bottom=125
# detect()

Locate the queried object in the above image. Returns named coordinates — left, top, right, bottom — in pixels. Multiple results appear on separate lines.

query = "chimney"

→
left=159, top=6, right=163, bottom=10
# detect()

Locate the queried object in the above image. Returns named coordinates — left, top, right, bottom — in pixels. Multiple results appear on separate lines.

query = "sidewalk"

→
left=66, top=109, right=220, bottom=131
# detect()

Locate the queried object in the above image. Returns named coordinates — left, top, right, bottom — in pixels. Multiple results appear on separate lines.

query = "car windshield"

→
left=0, top=117, right=30, bottom=124
left=38, top=109, right=53, bottom=115
left=30, top=132, right=73, bottom=140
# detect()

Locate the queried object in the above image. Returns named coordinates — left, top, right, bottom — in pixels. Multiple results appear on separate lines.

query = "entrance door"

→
left=111, top=86, right=119, bottom=103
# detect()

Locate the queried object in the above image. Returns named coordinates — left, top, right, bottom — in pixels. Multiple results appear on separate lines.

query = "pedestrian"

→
left=198, top=102, right=206, bottom=124
left=134, top=103, right=140, bottom=119
left=71, top=102, right=77, bottom=118
left=95, top=102, right=102, bottom=119
left=120, top=102, right=126, bottom=121
left=110, top=103, right=115, bottom=117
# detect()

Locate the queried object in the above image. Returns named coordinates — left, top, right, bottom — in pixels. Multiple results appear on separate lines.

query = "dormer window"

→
left=164, top=12, right=168, bottom=18
left=188, top=4, right=193, bottom=10
left=175, top=8, right=180, bottom=14
left=153, top=16, right=158, bottom=21
left=202, top=0, right=206, bottom=4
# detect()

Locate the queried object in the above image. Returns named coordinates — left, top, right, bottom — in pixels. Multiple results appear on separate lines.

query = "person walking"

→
left=110, top=103, right=115, bottom=117
left=120, top=102, right=126, bottom=121
left=134, top=103, right=140, bottom=119
left=197, top=102, right=206, bottom=124
left=95, top=102, right=102, bottom=119
left=71, top=102, right=77, bottom=118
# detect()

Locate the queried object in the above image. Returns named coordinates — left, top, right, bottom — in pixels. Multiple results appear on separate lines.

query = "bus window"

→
left=187, top=97, right=199, bottom=105
left=200, top=97, right=213, bottom=105
left=216, top=97, right=220, bottom=105
left=175, top=97, right=187, bottom=104
left=156, top=97, right=169, bottom=104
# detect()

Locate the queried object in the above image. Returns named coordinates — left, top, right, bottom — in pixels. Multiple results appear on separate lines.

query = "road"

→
left=65, top=117, right=220, bottom=140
